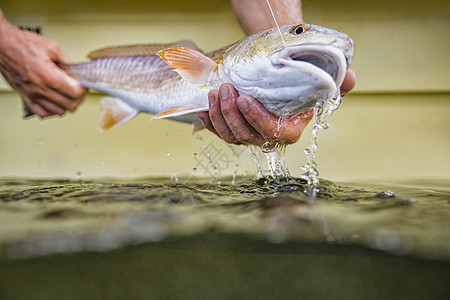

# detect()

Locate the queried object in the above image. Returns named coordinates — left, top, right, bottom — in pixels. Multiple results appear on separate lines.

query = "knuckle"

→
left=220, top=105, right=233, bottom=116
left=47, top=40, right=60, bottom=53
left=38, top=69, right=52, bottom=82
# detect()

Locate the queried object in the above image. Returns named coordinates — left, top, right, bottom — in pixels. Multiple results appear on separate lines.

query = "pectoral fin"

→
left=157, top=47, right=218, bottom=84
left=99, top=97, right=138, bottom=132
left=151, top=105, right=209, bottom=120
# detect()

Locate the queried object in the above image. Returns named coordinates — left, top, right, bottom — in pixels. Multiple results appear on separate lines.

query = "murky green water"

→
left=0, top=176, right=448, bottom=261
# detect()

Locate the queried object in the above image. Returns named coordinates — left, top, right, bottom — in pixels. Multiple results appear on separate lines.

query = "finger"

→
left=20, top=76, right=79, bottom=113
left=33, top=98, right=66, bottom=116
left=49, top=41, right=72, bottom=65
left=238, top=96, right=314, bottom=145
left=219, top=84, right=264, bottom=145
left=237, top=95, right=279, bottom=141
left=341, top=69, right=356, bottom=96
left=208, top=89, right=239, bottom=144
left=26, top=101, right=53, bottom=118
left=47, top=44, right=87, bottom=101
left=45, top=64, right=87, bottom=107
left=198, top=111, right=219, bottom=136
left=282, top=109, right=314, bottom=143
left=51, top=67, right=87, bottom=101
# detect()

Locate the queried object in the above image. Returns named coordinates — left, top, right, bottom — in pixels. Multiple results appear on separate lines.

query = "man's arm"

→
left=0, top=9, right=86, bottom=118
left=230, top=0, right=303, bottom=35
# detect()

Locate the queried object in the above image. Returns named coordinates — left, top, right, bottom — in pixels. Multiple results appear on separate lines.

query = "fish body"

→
left=63, top=24, right=354, bottom=131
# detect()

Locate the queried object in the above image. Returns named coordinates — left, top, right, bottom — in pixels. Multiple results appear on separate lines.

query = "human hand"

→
left=198, top=69, right=356, bottom=147
left=0, top=16, right=86, bottom=118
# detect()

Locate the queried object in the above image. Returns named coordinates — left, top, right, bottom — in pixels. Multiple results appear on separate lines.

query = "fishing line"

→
left=265, top=0, right=286, bottom=47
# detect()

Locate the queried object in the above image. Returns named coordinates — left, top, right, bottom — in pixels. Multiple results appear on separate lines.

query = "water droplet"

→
left=75, top=171, right=82, bottom=180
left=166, top=152, right=171, bottom=156
left=301, top=93, right=342, bottom=197
left=193, top=168, right=197, bottom=172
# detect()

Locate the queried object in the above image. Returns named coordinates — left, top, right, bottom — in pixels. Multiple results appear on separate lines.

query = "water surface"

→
left=0, top=176, right=448, bottom=261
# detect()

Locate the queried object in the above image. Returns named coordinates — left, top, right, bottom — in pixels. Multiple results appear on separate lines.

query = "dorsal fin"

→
left=87, top=40, right=202, bottom=60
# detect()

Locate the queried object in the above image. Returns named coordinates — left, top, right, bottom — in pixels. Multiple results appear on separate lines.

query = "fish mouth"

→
left=274, top=44, right=348, bottom=88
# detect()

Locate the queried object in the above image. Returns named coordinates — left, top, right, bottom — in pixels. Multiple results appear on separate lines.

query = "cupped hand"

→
left=0, top=19, right=86, bottom=118
left=198, top=69, right=356, bottom=147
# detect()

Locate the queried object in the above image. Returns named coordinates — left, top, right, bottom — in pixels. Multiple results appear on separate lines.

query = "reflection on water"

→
left=0, top=176, right=448, bottom=261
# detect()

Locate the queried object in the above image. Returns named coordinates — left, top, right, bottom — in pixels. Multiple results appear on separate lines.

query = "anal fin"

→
left=99, top=97, right=138, bottom=132
left=151, top=105, right=208, bottom=120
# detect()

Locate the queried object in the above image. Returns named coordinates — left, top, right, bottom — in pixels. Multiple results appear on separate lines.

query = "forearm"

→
left=230, top=0, right=303, bottom=35
left=0, top=9, right=14, bottom=46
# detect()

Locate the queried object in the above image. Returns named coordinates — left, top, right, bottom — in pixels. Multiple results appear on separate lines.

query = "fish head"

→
left=223, top=24, right=355, bottom=116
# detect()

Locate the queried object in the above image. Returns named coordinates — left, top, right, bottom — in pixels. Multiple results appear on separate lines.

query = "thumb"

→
left=48, top=41, right=72, bottom=65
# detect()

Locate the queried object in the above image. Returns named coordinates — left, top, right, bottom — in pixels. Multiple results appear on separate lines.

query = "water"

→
left=0, top=176, right=448, bottom=261
left=302, top=94, right=342, bottom=197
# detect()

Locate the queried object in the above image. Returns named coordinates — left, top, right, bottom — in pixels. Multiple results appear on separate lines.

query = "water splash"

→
left=248, top=145, right=264, bottom=178
left=262, top=144, right=290, bottom=179
left=301, top=93, right=342, bottom=197
left=227, top=144, right=243, bottom=185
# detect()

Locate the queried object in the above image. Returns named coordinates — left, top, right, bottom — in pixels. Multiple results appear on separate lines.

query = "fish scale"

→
left=60, top=24, right=354, bottom=131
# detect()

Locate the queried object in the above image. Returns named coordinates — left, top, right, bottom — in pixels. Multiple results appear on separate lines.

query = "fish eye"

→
left=291, top=25, right=307, bottom=35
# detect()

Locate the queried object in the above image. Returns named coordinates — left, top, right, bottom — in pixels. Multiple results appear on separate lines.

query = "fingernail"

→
left=238, top=97, right=249, bottom=112
left=220, top=85, right=229, bottom=100
left=208, top=93, right=215, bottom=106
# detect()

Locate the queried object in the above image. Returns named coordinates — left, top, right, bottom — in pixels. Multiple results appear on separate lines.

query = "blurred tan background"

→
left=0, top=0, right=449, bottom=181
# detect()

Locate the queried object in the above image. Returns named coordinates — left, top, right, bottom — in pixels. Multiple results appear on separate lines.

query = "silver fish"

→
left=61, top=24, right=354, bottom=131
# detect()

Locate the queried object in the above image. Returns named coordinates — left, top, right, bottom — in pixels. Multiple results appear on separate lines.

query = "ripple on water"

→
left=0, top=177, right=449, bottom=261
